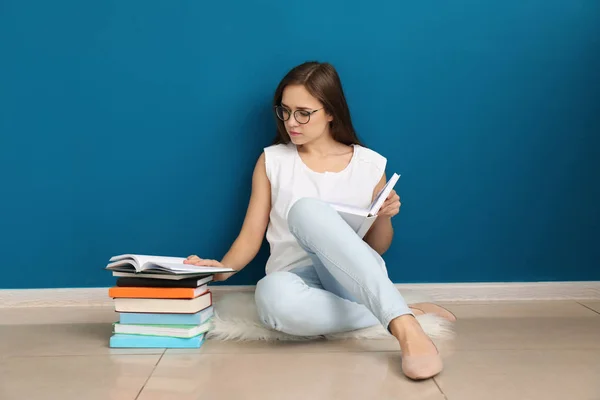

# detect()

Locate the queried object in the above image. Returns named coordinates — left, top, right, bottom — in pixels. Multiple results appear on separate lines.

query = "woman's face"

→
left=278, top=84, right=333, bottom=145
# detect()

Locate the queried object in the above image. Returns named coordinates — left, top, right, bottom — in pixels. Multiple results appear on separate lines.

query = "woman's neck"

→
left=298, top=134, right=350, bottom=157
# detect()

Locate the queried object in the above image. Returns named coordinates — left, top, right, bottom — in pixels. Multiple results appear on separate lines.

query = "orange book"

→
left=108, top=284, right=208, bottom=299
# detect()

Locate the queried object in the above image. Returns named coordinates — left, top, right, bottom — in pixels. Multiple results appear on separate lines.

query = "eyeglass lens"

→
left=275, top=106, right=312, bottom=124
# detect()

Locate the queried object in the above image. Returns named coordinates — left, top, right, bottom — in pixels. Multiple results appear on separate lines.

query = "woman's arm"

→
left=220, top=152, right=271, bottom=271
left=363, top=172, right=400, bottom=255
left=185, top=152, right=271, bottom=278
left=364, top=215, right=394, bottom=255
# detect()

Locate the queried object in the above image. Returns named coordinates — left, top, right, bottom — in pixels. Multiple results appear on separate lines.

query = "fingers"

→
left=379, top=193, right=401, bottom=217
left=183, top=255, right=222, bottom=267
left=380, top=206, right=399, bottom=217
left=200, top=259, right=223, bottom=267
left=384, top=190, right=400, bottom=204
left=184, top=256, right=231, bottom=283
left=183, top=255, right=200, bottom=264
left=189, top=258, right=223, bottom=267
left=386, top=189, right=399, bottom=200
left=382, top=197, right=400, bottom=209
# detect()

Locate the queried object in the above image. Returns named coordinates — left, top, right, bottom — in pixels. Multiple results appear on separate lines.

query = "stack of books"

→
left=105, top=254, right=234, bottom=348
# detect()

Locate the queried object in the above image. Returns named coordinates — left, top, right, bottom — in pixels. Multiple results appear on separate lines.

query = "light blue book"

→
left=109, top=333, right=205, bottom=348
left=118, top=306, right=214, bottom=325
left=113, top=319, right=213, bottom=339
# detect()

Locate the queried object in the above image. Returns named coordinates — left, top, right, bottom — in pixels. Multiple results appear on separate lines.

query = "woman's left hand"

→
left=377, top=189, right=401, bottom=218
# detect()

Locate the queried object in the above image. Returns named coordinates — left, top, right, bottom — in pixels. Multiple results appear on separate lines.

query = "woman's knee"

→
left=254, top=272, right=305, bottom=332
left=287, top=197, right=333, bottom=233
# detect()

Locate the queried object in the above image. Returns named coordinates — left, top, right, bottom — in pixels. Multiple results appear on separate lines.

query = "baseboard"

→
left=394, top=281, right=600, bottom=302
left=1, top=281, right=599, bottom=308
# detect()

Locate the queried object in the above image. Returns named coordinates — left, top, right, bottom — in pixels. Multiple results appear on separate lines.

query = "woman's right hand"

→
left=184, top=255, right=234, bottom=282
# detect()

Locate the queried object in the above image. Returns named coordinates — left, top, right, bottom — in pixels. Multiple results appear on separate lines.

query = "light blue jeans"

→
left=255, top=197, right=413, bottom=336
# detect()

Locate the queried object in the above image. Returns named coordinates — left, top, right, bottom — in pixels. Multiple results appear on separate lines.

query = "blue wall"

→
left=1, top=0, right=599, bottom=289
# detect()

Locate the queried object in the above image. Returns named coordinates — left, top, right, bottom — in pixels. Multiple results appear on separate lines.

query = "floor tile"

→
left=167, top=337, right=401, bottom=355
left=3, top=300, right=599, bottom=399
left=436, top=349, right=600, bottom=400
left=449, top=317, right=600, bottom=351
left=441, top=301, right=600, bottom=319
left=0, top=354, right=160, bottom=400
left=0, top=323, right=164, bottom=357
left=0, top=306, right=117, bottom=325
left=138, top=352, right=446, bottom=400
left=580, top=301, right=600, bottom=314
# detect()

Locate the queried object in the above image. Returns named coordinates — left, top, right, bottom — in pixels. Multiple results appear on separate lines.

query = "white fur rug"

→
left=205, top=291, right=455, bottom=342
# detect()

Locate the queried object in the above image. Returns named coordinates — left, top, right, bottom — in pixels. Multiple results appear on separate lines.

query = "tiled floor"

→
left=1, top=301, right=599, bottom=400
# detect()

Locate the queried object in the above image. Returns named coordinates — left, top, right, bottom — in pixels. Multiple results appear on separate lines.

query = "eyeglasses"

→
left=274, top=105, right=323, bottom=124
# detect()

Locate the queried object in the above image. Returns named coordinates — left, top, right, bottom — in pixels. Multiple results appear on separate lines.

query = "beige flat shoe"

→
left=401, top=344, right=443, bottom=380
left=409, top=303, right=457, bottom=322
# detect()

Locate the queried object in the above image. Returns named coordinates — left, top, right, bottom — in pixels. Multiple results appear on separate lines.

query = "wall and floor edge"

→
left=2, top=281, right=599, bottom=308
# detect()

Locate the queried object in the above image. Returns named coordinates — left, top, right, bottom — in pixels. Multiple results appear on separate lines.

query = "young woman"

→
left=184, top=61, right=455, bottom=380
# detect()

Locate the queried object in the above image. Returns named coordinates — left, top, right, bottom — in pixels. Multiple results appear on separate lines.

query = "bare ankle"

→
left=389, top=314, right=438, bottom=359
left=389, top=314, right=421, bottom=341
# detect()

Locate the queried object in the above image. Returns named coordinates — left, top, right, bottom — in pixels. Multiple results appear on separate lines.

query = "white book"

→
left=114, top=291, right=212, bottom=314
left=328, top=173, right=400, bottom=238
left=105, top=254, right=235, bottom=276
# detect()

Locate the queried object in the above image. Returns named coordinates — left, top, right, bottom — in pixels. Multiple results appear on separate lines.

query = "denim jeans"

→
left=255, top=197, right=413, bottom=336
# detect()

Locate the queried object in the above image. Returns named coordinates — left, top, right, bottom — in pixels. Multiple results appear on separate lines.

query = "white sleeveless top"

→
left=263, top=142, right=387, bottom=274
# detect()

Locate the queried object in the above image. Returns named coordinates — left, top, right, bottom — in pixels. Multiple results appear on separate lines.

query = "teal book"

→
left=113, top=319, right=213, bottom=339
left=109, top=333, right=205, bottom=348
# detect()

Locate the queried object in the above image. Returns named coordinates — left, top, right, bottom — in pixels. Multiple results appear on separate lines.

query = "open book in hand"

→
left=328, top=173, right=400, bottom=238
left=105, top=254, right=235, bottom=277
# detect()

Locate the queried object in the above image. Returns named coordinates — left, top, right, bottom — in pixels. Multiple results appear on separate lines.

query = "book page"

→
left=145, top=262, right=234, bottom=274
left=105, top=255, right=141, bottom=271
left=328, top=202, right=369, bottom=216
left=106, top=254, right=233, bottom=274
left=134, top=255, right=188, bottom=267
left=335, top=210, right=367, bottom=232
left=356, top=215, right=378, bottom=238
left=107, top=254, right=185, bottom=272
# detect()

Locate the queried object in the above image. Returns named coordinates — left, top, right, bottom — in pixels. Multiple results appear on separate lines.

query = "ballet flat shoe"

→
left=401, top=347, right=443, bottom=380
left=409, top=303, right=457, bottom=322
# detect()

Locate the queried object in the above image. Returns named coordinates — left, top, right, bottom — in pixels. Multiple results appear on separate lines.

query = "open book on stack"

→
left=106, top=254, right=235, bottom=280
left=328, top=173, right=400, bottom=238
left=105, top=254, right=234, bottom=349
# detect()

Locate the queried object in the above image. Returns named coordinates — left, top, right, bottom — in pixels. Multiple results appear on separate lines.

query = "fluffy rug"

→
left=205, top=291, right=455, bottom=342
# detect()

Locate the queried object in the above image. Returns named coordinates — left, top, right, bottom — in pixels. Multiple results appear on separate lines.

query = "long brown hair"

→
left=272, top=62, right=364, bottom=146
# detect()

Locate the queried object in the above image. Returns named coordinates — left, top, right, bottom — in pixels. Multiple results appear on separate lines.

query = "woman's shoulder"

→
left=262, top=143, right=296, bottom=181
left=264, top=142, right=295, bottom=154
left=353, top=144, right=387, bottom=172
left=263, top=142, right=296, bottom=161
